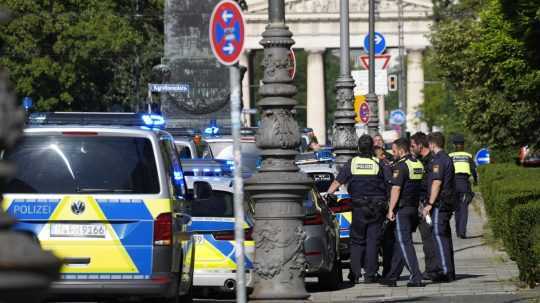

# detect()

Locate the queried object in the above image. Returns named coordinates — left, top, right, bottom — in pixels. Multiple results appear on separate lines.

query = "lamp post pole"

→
left=245, top=0, right=312, bottom=301
left=366, top=0, right=379, bottom=136
left=0, top=52, right=61, bottom=303
left=332, top=0, right=357, bottom=168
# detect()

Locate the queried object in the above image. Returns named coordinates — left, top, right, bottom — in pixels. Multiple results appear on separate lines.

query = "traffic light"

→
left=388, top=75, right=397, bottom=91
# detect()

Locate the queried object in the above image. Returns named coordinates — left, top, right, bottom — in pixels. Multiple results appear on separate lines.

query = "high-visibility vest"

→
left=351, top=157, right=380, bottom=176
left=404, top=158, right=424, bottom=180
left=449, top=151, right=473, bottom=175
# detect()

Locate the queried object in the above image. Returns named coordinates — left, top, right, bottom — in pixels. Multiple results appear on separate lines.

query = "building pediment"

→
left=246, top=0, right=433, bottom=14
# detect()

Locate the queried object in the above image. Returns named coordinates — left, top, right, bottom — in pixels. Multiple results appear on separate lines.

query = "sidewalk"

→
left=308, top=194, right=530, bottom=302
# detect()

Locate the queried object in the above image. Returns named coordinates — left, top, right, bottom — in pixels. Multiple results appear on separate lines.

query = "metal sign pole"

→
left=230, top=64, right=246, bottom=303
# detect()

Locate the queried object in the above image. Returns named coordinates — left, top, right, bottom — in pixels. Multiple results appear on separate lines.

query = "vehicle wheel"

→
left=177, top=283, right=193, bottom=303
left=318, top=256, right=342, bottom=291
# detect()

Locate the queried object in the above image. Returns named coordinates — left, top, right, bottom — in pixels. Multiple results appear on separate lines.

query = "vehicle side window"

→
left=160, top=138, right=187, bottom=198
left=178, top=145, right=192, bottom=159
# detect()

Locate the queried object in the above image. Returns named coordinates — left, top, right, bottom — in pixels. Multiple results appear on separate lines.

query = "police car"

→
left=296, top=149, right=352, bottom=260
left=2, top=112, right=199, bottom=302
left=184, top=174, right=254, bottom=293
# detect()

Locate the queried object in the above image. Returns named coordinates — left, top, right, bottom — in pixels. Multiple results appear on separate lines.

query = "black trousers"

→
left=455, top=192, right=474, bottom=237
left=386, top=207, right=422, bottom=283
left=418, top=219, right=440, bottom=275
left=381, top=220, right=396, bottom=278
left=432, top=207, right=455, bottom=277
left=350, top=207, right=383, bottom=278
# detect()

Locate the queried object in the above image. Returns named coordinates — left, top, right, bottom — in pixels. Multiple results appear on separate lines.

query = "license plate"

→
left=193, top=234, right=205, bottom=244
left=50, top=223, right=106, bottom=238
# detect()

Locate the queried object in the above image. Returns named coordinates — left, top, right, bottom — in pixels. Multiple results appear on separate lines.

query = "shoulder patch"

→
left=433, top=164, right=440, bottom=173
left=393, top=169, right=399, bottom=179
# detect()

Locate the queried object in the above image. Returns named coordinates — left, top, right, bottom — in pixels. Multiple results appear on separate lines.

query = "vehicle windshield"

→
left=208, top=140, right=261, bottom=173
left=192, top=190, right=234, bottom=217
left=3, top=135, right=160, bottom=194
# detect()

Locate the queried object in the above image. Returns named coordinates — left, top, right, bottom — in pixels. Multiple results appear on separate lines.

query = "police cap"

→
left=452, top=133, right=465, bottom=145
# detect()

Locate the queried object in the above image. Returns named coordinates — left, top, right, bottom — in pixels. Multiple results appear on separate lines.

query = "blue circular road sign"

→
left=363, top=32, right=386, bottom=55
left=475, top=148, right=491, bottom=166
left=389, top=109, right=406, bottom=125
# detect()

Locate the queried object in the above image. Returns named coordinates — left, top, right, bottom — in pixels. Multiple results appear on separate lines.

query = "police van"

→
left=1, top=112, right=201, bottom=302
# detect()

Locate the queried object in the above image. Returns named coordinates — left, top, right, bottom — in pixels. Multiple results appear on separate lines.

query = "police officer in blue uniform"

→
left=411, top=132, right=441, bottom=280
left=327, top=135, right=387, bottom=283
left=422, top=132, right=457, bottom=282
left=380, top=138, right=425, bottom=287
left=449, top=134, right=478, bottom=238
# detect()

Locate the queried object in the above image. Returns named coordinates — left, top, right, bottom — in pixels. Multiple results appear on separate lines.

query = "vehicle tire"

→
left=318, top=255, right=342, bottom=291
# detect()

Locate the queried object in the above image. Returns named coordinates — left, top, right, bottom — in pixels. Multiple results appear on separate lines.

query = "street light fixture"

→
left=244, top=0, right=312, bottom=301
left=332, top=0, right=357, bottom=167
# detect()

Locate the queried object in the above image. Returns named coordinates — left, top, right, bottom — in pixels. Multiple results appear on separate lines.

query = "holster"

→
left=353, top=197, right=387, bottom=222
left=435, top=189, right=457, bottom=212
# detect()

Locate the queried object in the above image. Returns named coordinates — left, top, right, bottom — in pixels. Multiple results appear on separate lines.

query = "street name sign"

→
left=209, top=0, right=245, bottom=66
left=363, top=32, right=386, bottom=55
left=148, top=83, right=190, bottom=93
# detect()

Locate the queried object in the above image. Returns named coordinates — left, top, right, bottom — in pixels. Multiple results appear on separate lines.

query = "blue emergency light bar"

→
left=27, top=112, right=166, bottom=128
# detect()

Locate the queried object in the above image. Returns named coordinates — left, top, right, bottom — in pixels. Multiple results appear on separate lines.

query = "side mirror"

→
left=193, top=181, right=212, bottom=200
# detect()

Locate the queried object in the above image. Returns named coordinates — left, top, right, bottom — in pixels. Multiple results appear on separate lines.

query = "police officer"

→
left=410, top=132, right=441, bottom=280
left=327, top=134, right=387, bottom=283
left=422, top=132, right=456, bottom=282
left=449, top=134, right=478, bottom=239
left=380, top=138, right=425, bottom=287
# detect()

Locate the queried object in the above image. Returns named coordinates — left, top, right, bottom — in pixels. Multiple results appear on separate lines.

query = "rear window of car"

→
left=3, top=135, right=160, bottom=194
left=192, top=190, right=234, bottom=217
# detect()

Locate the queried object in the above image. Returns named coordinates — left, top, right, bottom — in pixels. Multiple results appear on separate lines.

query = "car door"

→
left=160, top=136, right=193, bottom=290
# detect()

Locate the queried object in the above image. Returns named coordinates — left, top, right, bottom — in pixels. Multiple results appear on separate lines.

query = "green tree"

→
left=0, top=0, right=163, bottom=111
left=427, top=0, right=540, bottom=152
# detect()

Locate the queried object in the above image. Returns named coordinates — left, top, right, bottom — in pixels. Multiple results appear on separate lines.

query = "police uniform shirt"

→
left=389, top=155, right=424, bottom=202
left=449, top=151, right=478, bottom=193
left=336, top=156, right=387, bottom=200
left=427, top=150, right=455, bottom=200
left=419, top=152, right=433, bottom=200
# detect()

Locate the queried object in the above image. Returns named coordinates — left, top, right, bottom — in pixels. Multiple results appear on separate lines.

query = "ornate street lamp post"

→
left=366, top=0, right=379, bottom=135
left=0, top=69, right=61, bottom=302
left=244, top=0, right=312, bottom=301
left=332, top=0, right=357, bottom=167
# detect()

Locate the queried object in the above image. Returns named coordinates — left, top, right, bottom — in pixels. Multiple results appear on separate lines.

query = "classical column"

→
left=406, top=49, right=424, bottom=133
left=239, top=50, right=252, bottom=127
left=244, top=0, right=312, bottom=301
left=306, top=48, right=326, bottom=144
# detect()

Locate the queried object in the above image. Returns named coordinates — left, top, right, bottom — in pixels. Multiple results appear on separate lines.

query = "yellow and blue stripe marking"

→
left=191, top=218, right=254, bottom=270
left=336, top=193, right=352, bottom=239
left=3, top=196, right=172, bottom=279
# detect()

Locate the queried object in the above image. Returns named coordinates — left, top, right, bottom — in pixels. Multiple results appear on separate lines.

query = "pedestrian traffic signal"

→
left=388, top=75, right=397, bottom=91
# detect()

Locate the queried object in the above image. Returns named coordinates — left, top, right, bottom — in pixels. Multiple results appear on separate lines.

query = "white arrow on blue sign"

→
left=475, top=148, right=491, bottom=166
left=363, top=32, right=386, bottom=55
left=389, top=109, right=406, bottom=125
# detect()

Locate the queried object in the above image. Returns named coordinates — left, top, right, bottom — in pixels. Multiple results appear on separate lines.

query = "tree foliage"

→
left=0, top=0, right=163, bottom=111
left=427, top=0, right=540, bottom=150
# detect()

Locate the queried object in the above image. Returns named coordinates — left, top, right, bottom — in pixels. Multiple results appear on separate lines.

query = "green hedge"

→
left=510, top=202, right=540, bottom=287
left=479, top=164, right=540, bottom=287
